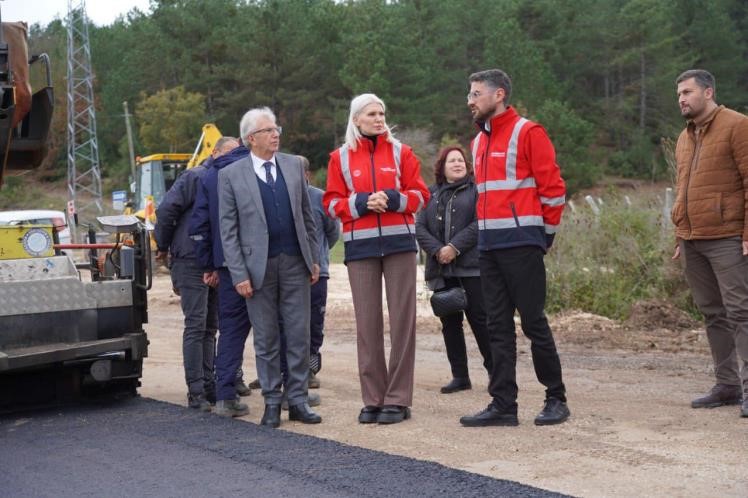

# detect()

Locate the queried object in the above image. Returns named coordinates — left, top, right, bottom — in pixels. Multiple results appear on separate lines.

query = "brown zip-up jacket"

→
left=671, top=105, right=748, bottom=240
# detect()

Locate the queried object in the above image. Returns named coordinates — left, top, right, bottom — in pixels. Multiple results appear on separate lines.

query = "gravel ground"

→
left=142, top=266, right=748, bottom=498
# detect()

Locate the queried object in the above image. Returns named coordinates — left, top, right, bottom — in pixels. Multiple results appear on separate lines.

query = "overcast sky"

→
left=2, top=0, right=152, bottom=27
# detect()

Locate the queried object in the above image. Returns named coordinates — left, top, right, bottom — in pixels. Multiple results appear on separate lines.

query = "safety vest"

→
left=323, top=136, right=429, bottom=262
left=471, top=106, right=565, bottom=252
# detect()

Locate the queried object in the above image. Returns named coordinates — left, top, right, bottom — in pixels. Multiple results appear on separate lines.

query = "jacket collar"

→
left=437, top=175, right=473, bottom=192
left=357, top=133, right=386, bottom=152
left=687, top=105, right=723, bottom=134
left=475, top=106, right=519, bottom=134
left=213, top=145, right=249, bottom=170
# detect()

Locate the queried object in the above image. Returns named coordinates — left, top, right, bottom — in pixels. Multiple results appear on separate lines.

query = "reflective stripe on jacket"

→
left=471, top=106, right=566, bottom=252
left=323, top=135, right=430, bottom=262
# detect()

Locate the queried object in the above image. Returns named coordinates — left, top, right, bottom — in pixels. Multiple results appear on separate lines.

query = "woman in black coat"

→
left=416, top=146, right=492, bottom=393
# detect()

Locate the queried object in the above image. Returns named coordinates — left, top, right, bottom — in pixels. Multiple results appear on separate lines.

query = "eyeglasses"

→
left=466, top=91, right=483, bottom=101
left=251, top=126, right=283, bottom=136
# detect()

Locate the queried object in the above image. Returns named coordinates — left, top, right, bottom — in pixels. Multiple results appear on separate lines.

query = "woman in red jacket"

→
left=323, top=93, right=429, bottom=424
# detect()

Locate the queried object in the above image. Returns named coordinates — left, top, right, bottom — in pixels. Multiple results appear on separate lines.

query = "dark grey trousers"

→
left=680, top=237, right=748, bottom=393
left=245, top=254, right=310, bottom=407
left=170, top=258, right=218, bottom=397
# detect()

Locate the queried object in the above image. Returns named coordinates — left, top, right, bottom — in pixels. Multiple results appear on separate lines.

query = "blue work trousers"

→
left=214, top=267, right=252, bottom=401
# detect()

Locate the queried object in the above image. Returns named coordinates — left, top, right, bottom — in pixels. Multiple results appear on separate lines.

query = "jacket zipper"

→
left=510, top=201, right=520, bottom=227
left=481, top=129, right=490, bottom=230
left=370, top=147, right=384, bottom=256
left=684, top=128, right=703, bottom=236
left=445, top=184, right=468, bottom=243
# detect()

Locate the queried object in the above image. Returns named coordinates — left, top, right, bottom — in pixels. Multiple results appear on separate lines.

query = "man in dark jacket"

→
left=301, top=157, right=340, bottom=388
left=189, top=138, right=255, bottom=417
left=154, top=152, right=221, bottom=411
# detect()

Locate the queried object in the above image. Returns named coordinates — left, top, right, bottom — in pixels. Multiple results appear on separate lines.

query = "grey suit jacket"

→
left=218, top=152, right=320, bottom=290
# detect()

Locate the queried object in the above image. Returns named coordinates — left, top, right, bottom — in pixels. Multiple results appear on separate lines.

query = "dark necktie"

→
left=263, top=161, right=275, bottom=187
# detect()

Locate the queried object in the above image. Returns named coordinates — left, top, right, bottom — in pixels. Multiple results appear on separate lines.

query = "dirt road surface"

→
left=142, top=264, right=747, bottom=498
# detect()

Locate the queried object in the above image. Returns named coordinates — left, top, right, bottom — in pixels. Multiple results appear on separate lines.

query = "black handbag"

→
left=430, top=284, right=468, bottom=317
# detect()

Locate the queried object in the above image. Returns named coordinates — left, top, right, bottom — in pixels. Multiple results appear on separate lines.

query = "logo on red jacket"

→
left=353, top=170, right=362, bottom=177
left=491, top=152, right=506, bottom=158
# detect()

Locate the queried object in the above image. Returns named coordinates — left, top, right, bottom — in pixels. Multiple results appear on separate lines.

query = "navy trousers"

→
left=215, top=267, right=252, bottom=401
left=310, top=277, right=328, bottom=355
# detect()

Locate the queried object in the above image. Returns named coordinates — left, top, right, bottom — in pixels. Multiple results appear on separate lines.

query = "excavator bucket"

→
left=5, top=67, right=53, bottom=170
left=0, top=22, right=54, bottom=186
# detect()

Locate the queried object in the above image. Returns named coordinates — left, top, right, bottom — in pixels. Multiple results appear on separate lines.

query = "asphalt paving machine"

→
left=0, top=15, right=149, bottom=411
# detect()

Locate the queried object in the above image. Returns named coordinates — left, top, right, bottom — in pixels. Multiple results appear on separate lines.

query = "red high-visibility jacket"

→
left=471, top=106, right=566, bottom=251
left=323, top=135, right=429, bottom=262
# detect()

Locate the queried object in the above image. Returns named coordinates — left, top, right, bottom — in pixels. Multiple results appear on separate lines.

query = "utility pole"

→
left=123, top=101, right=136, bottom=184
left=66, top=0, right=102, bottom=241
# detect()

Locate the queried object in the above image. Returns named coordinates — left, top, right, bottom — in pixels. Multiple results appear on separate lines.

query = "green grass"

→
left=545, top=190, right=695, bottom=320
left=329, top=240, right=345, bottom=264
left=0, top=176, right=66, bottom=211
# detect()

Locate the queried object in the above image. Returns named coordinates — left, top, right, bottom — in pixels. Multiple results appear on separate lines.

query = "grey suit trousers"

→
left=246, top=254, right=311, bottom=406
left=680, top=237, right=748, bottom=393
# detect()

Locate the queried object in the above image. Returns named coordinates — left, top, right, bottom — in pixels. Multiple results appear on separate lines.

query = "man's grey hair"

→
left=344, top=93, right=395, bottom=151
left=676, top=69, right=716, bottom=97
left=469, top=69, right=513, bottom=104
left=214, top=136, right=238, bottom=153
left=239, top=107, right=276, bottom=146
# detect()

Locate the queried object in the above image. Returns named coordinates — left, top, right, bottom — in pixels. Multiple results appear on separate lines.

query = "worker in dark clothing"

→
left=190, top=138, right=256, bottom=416
left=155, top=137, right=249, bottom=412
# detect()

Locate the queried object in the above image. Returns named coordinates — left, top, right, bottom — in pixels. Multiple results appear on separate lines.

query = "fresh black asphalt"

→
left=0, top=397, right=572, bottom=497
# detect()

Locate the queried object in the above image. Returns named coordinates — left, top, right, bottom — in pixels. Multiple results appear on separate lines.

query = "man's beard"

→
left=681, top=108, right=696, bottom=119
left=681, top=100, right=704, bottom=120
left=473, top=104, right=496, bottom=123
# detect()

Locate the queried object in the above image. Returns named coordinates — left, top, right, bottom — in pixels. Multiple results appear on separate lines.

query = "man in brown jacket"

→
left=672, top=69, right=748, bottom=418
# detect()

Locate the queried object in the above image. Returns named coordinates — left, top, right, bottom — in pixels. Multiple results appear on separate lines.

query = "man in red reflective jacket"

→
left=459, top=69, right=570, bottom=427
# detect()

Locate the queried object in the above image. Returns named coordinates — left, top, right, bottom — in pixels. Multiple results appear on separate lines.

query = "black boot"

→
left=440, top=377, right=471, bottom=394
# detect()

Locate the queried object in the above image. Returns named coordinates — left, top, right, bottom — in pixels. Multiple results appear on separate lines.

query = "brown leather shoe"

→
left=691, top=384, right=742, bottom=408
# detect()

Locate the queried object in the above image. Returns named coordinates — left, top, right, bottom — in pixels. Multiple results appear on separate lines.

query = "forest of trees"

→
left=27, top=0, right=748, bottom=192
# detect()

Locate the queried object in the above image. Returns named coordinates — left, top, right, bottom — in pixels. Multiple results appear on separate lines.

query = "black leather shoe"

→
left=440, top=377, right=472, bottom=394
left=691, top=384, right=742, bottom=408
left=460, top=403, right=518, bottom=427
left=377, top=405, right=411, bottom=424
left=358, top=405, right=381, bottom=424
left=534, top=397, right=570, bottom=426
left=261, top=404, right=281, bottom=428
left=288, top=403, right=322, bottom=424
left=248, top=378, right=262, bottom=390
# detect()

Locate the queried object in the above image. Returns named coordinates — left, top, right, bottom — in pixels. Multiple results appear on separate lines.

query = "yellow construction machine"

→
left=130, top=123, right=223, bottom=217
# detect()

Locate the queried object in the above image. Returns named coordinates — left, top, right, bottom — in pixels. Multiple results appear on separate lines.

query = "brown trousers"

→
left=347, top=251, right=417, bottom=407
left=680, top=237, right=748, bottom=393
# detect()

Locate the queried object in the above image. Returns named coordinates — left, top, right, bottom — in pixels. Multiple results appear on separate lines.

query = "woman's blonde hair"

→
left=344, top=93, right=395, bottom=150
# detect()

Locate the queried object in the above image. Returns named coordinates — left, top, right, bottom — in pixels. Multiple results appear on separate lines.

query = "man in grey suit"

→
left=219, top=106, right=321, bottom=428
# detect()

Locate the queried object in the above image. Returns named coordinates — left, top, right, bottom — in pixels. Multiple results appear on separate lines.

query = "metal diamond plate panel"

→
left=0, top=256, right=78, bottom=282
left=0, top=279, right=132, bottom=317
